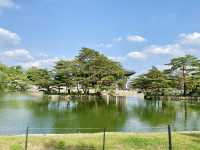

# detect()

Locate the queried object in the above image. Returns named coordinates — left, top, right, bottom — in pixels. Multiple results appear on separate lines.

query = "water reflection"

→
left=131, top=100, right=176, bottom=126
left=1, top=93, right=200, bottom=134
left=23, top=95, right=128, bottom=133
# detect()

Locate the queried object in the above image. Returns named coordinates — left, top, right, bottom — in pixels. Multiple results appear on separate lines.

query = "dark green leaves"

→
left=131, top=55, right=200, bottom=97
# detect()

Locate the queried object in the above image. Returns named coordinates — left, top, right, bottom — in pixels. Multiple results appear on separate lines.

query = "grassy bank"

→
left=0, top=132, right=200, bottom=150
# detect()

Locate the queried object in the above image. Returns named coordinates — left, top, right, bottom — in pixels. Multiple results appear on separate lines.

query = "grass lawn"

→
left=0, top=132, right=200, bottom=150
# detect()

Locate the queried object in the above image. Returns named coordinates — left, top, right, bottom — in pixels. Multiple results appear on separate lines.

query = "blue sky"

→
left=0, top=0, right=200, bottom=74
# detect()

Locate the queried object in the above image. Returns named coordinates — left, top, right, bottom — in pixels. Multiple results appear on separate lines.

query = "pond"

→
left=0, top=93, right=200, bottom=134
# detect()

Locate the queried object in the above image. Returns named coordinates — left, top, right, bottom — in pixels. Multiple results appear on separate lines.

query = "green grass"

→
left=0, top=132, right=200, bottom=150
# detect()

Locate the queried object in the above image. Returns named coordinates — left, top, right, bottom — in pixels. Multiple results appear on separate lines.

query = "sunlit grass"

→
left=0, top=132, right=200, bottom=150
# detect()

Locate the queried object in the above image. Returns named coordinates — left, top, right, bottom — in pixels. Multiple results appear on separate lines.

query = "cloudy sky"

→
left=0, top=0, right=200, bottom=74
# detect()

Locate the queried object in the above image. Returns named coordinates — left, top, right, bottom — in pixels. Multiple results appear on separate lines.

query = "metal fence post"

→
left=102, top=128, right=106, bottom=150
left=168, top=125, right=172, bottom=150
left=25, top=126, right=29, bottom=150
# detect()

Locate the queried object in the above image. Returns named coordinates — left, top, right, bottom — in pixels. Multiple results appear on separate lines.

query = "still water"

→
left=0, top=93, right=200, bottom=134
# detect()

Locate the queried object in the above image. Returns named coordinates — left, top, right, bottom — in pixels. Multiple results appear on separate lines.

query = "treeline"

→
left=0, top=65, right=28, bottom=91
left=0, top=48, right=127, bottom=94
left=131, top=55, right=200, bottom=97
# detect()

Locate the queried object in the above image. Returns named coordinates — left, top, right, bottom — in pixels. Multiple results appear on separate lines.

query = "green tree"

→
left=190, top=63, right=200, bottom=95
left=26, top=67, right=52, bottom=93
left=166, top=55, right=200, bottom=96
left=53, top=60, right=75, bottom=94
left=7, top=66, right=29, bottom=91
left=1, top=48, right=128, bottom=95
left=0, top=64, right=9, bottom=91
left=75, top=48, right=99, bottom=94
left=75, top=47, right=126, bottom=94
left=131, top=66, right=170, bottom=96
left=0, top=64, right=28, bottom=92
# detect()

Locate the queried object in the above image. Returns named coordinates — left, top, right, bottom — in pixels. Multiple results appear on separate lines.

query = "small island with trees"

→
left=1, top=47, right=200, bottom=101
left=0, top=47, right=134, bottom=96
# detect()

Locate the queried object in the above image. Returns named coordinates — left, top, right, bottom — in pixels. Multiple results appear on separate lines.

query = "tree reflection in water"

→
left=131, top=100, right=177, bottom=126
left=2, top=93, right=200, bottom=134
left=26, top=95, right=128, bottom=133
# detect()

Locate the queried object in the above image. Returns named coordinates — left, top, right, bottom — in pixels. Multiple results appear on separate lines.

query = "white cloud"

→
left=0, top=49, right=34, bottom=62
left=108, top=56, right=125, bottom=62
left=22, top=61, right=40, bottom=68
left=0, top=27, right=64, bottom=69
left=0, top=0, right=15, bottom=9
left=38, top=52, right=49, bottom=59
left=0, top=27, right=20, bottom=48
left=96, top=43, right=104, bottom=48
left=179, top=32, right=200, bottom=46
left=127, top=35, right=146, bottom=42
left=155, top=65, right=171, bottom=71
left=113, top=37, right=123, bottom=42
left=145, top=44, right=186, bottom=56
left=127, top=51, right=146, bottom=60
left=0, top=48, right=65, bottom=69
left=132, top=32, right=200, bottom=58
left=105, top=44, right=113, bottom=48
left=21, top=57, right=60, bottom=69
left=96, top=43, right=113, bottom=48
left=0, top=27, right=63, bottom=69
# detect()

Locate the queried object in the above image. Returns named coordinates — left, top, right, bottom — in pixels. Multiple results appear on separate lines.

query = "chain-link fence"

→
left=0, top=125, right=200, bottom=150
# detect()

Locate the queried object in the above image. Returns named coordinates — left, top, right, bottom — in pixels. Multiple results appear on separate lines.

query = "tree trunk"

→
left=68, top=89, right=71, bottom=94
left=66, top=84, right=68, bottom=94
left=87, top=89, right=89, bottom=95
left=83, top=88, right=87, bottom=95
left=76, top=83, right=80, bottom=94
left=183, top=82, right=187, bottom=96
left=47, top=86, right=50, bottom=94
left=182, top=65, right=187, bottom=96
left=58, top=86, right=61, bottom=94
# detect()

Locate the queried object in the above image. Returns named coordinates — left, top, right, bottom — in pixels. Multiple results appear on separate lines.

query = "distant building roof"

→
left=125, top=70, right=135, bottom=76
